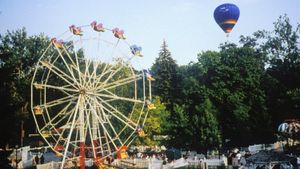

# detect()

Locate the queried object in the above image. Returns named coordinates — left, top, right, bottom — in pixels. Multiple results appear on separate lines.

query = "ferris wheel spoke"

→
left=85, top=109, right=97, bottom=158
left=70, top=60, right=98, bottom=89
left=94, top=92, right=143, bottom=104
left=91, top=101, right=114, bottom=155
left=41, top=95, right=75, bottom=125
left=40, top=60, right=79, bottom=89
left=92, top=63, right=112, bottom=88
left=96, top=58, right=124, bottom=85
left=98, top=65, right=124, bottom=89
left=126, top=135, right=138, bottom=147
left=56, top=84, right=77, bottom=96
left=46, top=103, right=75, bottom=130
left=96, top=100, right=124, bottom=146
left=54, top=106, right=79, bottom=150
left=93, top=69, right=114, bottom=89
left=103, top=113, right=124, bottom=146
left=40, top=84, right=76, bottom=122
left=94, top=120, right=113, bottom=154
left=87, top=95, right=137, bottom=132
left=60, top=95, right=82, bottom=168
left=97, top=74, right=142, bottom=92
left=55, top=46, right=81, bottom=88
left=95, top=96, right=137, bottom=130
left=90, top=61, right=103, bottom=87
left=83, top=59, right=97, bottom=89
left=95, top=123, right=106, bottom=156
left=40, top=58, right=77, bottom=83
left=42, top=94, right=77, bottom=108
left=82, top=59, right=91, bottom=87
left=88, top=102, right=119, bottom=152
left=39, top=42, right=53, bottom=59
left=56, top=42, right=76, bottom=64
left=38, top=83, right=78, bottom=93
left=57, top=44, right=77, bottom=67
left=123, top=129, right=137, bottom=146
left=86, top=100, right=123, bottom=148
left=89, top=61, right=105, bottom=89
left=73, top=46, right=82, bottom=87
left=40, top=103, right=76, bottom=138
left=99, top=124, right=119, bottom=152
left=68, top=41, right=83, bottom=85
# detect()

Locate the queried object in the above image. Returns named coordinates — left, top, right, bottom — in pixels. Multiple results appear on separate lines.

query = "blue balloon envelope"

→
left=214, top=3, right=240, bottom=34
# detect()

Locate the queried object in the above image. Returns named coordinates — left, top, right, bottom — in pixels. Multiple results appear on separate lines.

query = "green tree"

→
left=133, top=96, right=170, bottom=146
left=240, top=14, right=300, bottom=128
left=260, top=15, right=300, bottom=123
left=173, top=60, right=221, bottom=151
left=195, top=98, right=221, bottom=151
left=197, top=45, right=273, bottom=146
left=151, top=40, right=188, bottom=148
left=151, top=40, right=179, bottom=106
left=165, top=104, right=190, bottom=148
left=0, top=28, right=50, bottom=147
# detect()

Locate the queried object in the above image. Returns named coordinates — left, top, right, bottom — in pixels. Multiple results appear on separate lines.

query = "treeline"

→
left=0, top=15, right=299, bottom=151
left=149, top=15, right=300, bottom=151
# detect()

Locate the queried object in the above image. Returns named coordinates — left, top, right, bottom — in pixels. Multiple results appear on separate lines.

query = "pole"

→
left=15, top=145, right=18, bottom=169
left=20, top=120, right=24, bottom=147
left=79, top=96, right=86, bottom=169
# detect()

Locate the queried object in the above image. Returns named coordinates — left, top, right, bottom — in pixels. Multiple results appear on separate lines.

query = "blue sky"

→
left=1, top=0, right=300, bottom=69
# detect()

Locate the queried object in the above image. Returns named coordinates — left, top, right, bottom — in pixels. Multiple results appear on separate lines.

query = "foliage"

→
left=0, top=28, right=50, bottom=147
left=241, top=14, right=300, bottom=128
left=205, top=44, right=272, bottom=146
left=165, top=104, right=190, bottom=148
left=133, top=96, right=170, bottom=146
left=260, top=15, right=300, bottom=123
left=151, top=40, right=179, bottom=106
left=195, top=98, right=221, bottom=151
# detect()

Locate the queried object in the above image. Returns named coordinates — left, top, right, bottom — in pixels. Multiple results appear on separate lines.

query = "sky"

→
left=1, top=0, right=300, bottom=69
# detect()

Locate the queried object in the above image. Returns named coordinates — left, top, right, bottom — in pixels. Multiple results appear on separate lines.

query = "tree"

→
left=176, top=59, right=222, bottom=151
left=151, top=40, right=179, bottom=106
left=197, top=44, right=273, bottom=146
left=165, top=104, right=190, bottom=148
left=195, top=98, right=221, bottom=151
left=241, top=14, right=300, bottom=128
left=260, top=15, right=300, bottom=123
left=133, top=96, right=170, bottom=146
left=0, top=28, right=50, bottom=147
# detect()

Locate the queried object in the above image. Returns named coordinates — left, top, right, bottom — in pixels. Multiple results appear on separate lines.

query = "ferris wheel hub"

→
left=79, top=89, right=87, bottom=95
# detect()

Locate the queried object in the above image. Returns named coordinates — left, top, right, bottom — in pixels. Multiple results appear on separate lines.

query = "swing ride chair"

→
left=31, top=21, right=155, bottom=168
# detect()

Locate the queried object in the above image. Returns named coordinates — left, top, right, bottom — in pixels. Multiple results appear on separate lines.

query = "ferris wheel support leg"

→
left=92, top=139, right=101, bottom=167
left=149, top=81, right=152, bottom=100
left=80, top=142, right=86, bottom=169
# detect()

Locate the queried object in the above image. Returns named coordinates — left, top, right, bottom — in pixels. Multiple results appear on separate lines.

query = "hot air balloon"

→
left=214, top=3, right=240, bottom=35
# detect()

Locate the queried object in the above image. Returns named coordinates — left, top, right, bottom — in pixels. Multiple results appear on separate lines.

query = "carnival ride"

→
left=31, top=21, right=154, bottom=168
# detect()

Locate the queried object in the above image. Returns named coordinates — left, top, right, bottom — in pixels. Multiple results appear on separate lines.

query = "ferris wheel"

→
left=31, top=21, right=154, bottom=168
